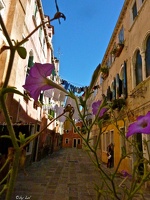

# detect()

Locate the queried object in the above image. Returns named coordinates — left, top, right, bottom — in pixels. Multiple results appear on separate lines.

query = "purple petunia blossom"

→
left=23, top=63, right=54, bottom=101
left=121, top=170, right=132, bottom=178
left=92, top=100, right=107, bottom=118
left=126, top=111, right=150, bottom=138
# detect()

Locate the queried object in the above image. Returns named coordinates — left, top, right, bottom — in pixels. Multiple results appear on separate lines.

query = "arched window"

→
left=145, top=36, right=150, bottom=77
left=120, top=62, right=127, bottom=98
left=116, top=73, right=122, bottom=99
left=111, top=78, right=116, bottom=100
left=135, top=50, right=142, bottom=86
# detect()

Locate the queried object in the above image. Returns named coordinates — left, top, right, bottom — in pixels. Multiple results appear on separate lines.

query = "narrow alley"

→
left=1, top=148, right=149, bottom=200
left=11, top=148, right=102, bottom=200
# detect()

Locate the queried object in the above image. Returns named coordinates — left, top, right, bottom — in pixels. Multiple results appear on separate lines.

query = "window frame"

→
left=132, top=1, right=138, bottom=21
left=145, top=36, right=150, bottom=78
left=135, top=50, right=143, bottom=86
left=65, top=138, right=69, bottom=144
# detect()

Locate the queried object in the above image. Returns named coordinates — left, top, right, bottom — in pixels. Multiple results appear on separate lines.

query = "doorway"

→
left=73, top=138, right=77, bottom=148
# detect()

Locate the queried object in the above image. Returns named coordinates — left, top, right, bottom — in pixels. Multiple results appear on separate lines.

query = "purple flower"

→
left=121, top=170, right=131, bottom=177
left=126, top=111, right=150, bottom=138
left=23, top=63, right=54, bottom=101
left=92, top=100, right=107, bottom=118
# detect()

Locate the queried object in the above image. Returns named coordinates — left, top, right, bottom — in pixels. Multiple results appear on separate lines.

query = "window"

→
left=65, top=130, right=69, bottom=133
left=135, top=50, right=142, bottom=85
left=119, top=62, right=127, bottom=98
left=33, top=2, right=38, bottom=17
left=39, top=27, right=42, bottom=41
left=78, top=139, right=81, bottom=145
left=118, top=26, right=124, bottom=44
left=32, top=2, right=39, bottom=26
left=39, top=92, right=44, bottom=104
left=74, top=126, right=81, bottom=133
left=100, top=75, right=103, bottom=85
left=132, top=2, right=137, bottom=20
left=26, top=125, right=35, bottom=155
left=48, top=109, right=55, bottom=118
left=65, top=138, right=69, bottom=144
left=145, top=36, right=150, bottom=77
left=0, top=0, right=5, bottom=11
left=111, top=78, right=116, bottom=100
left=27, top=50, right=34, bottom=76
left=107, top=86, right=112, bottom=101
left=116, top=73, right=122, bottom=99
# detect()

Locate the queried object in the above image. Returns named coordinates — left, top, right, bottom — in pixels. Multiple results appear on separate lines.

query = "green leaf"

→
left=16, top=46, right=27, bottom=59
left=18, top=132, right=26, bottom=144
left=0, top=135, right=11, bottom=139
left=1, top=87, right=29, bottom=99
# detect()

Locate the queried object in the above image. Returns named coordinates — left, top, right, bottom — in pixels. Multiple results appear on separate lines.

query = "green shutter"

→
left=28, top=56, right=34, bottom=68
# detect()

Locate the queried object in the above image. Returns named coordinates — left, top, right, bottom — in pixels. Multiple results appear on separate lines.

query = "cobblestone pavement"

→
left=1, top=148, right=150, bottom=200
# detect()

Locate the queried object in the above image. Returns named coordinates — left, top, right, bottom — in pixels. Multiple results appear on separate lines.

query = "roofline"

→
left=101, top=0, right=130, bottom=64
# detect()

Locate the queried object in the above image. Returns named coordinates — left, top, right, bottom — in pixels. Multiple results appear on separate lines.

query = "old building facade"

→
left=0, top=0, right=63, bottom=165
left=62, top=120, right=82, bottom=149
left=90, top=0, right=150, bottom=176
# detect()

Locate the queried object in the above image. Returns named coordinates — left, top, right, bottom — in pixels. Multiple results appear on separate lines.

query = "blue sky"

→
left=42, top=0, right=124, bottom=87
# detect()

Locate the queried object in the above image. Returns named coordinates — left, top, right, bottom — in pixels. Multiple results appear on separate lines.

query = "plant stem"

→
left=0, top=96, right=20, bottom=200
left=3, top=49, right=15, bottom=88
left=0, top=15, right=13, bottom=48
left=5, top=150, right=21, bottom=200
left=0, top=96, right=19, bottom=148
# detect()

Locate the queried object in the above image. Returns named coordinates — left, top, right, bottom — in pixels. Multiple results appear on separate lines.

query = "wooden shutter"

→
left=112, top=78, right=116, bottom=100
left=107, top=86, right=112, bottom=101
left=123, top=61, right=127, bottom=98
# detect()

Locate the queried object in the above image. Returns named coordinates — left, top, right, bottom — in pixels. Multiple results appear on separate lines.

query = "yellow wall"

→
left=101, top=119, right=132, bottom=173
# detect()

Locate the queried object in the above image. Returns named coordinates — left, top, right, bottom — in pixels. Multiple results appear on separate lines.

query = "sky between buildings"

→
left=42, top=0, right=125, bottom=87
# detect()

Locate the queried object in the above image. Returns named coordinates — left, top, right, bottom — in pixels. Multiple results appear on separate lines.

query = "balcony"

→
left=100, top=65, right=109, bottom=80
left=111, top=43, right=124, bottom=57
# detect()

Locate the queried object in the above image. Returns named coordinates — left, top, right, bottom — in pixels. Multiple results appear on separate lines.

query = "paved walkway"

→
left=12, top=148, right=101, bottom=200
left=1, top=148, right=150, bottom=200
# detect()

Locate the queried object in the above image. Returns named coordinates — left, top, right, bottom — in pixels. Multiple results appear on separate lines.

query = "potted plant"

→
left=111, top=98, right=126, bottom=110
left=100, top=65, right=109, bottom=79
left=115, top=42, right=124, bottom=57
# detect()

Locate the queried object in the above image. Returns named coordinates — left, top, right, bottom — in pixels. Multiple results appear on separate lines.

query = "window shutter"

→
left=28, top=56, right=34, bottom=68
left=49, top=109, right=55, bottom=118
left=39, top=93, right=44, bottom=104
left=107, top=86, right=112, bottom=101
left=146, top=36, right=150, bottom=77
left=123, top=61, right=127, bottom=98
left=112, top=78, right=116, bottom=100
left=116, top=74, right=120, bottom=99
left=119, top=79, right=122, bottom=97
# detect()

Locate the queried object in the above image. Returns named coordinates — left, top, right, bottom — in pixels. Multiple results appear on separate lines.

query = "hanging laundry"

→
left=59, top=91, right=66, bottom=103
left=70, top=84, right=76, bottom=93
left=53, top=88, right=60, bottom=101
left=44, top=89, right=54, bottom=98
